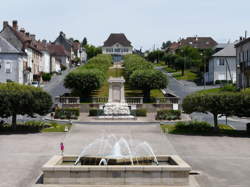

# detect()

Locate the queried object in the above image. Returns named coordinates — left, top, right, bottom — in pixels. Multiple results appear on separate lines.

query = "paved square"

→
left=0, top=124, right=250, bottom=187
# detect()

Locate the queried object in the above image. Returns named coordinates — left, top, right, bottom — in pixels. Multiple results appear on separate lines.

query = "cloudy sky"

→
left=0, top=0, right=249, bottom=50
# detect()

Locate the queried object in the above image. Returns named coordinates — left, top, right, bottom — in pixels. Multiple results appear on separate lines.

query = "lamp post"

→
left=181, top=49, right=185, bottom=76
left=201, top=53, right=206, bottom=89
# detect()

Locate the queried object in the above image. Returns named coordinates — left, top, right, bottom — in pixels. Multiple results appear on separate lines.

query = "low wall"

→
left=78, top=103, right=177, bottom=113
left=42, top=155, right=191, bottom=186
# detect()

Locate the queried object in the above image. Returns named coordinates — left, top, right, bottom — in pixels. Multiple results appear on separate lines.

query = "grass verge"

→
left=172, top=70, right=198, bottom=81
left=160, top=121, right=248, bottom=136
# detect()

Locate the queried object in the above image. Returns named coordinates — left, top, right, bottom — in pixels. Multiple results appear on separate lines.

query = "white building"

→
left=102, top=33, right=133, bottom=62
left=206, top=43, right=237, bottom=84
left=0, top=36, right=27, bottom=84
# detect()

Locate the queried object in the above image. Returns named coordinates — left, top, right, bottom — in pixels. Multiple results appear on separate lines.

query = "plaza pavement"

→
left=0, top=124, right=250, bottom=187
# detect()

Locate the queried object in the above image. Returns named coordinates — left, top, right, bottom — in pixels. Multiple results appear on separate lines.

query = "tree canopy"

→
left=0, top=83, right=52, bottom=128
left=64, top=54, right=112, bottom=97
left=183, top=91, right=250, bottom=130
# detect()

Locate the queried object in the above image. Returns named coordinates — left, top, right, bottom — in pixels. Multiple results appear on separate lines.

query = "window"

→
left=219, top=59, right=225, bottom=66
left=5, top=62, right=11, bottom=73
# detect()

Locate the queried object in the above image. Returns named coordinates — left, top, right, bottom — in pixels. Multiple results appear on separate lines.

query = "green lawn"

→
left=161, top=123, right=236, bottom=135
left=91, top=68, right=123, bottom=97
left=153, top=61, right=166, bottom=67
left=162, top=66, right=177, bottom=73
left=172, top=70, right=198, bottom=81
left=42, top=123, right=72, bottom=132
left=91, top=68, right=164, bottom=98
left=196, top=88, right=221, bottom=94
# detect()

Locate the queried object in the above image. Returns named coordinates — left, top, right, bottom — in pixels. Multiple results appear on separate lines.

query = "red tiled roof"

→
left=47, top=44, right=69, bottom=57
left=179, top=37, right=217, bottom=49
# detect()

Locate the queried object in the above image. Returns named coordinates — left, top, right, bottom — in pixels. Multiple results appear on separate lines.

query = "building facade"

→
left=0, top=35, right=26, bottom=83
left=206, top=43, right=236, bottom=84
left=0, top=21, right=43, bottom=83
left=102, top=33, right=133, bottom=62
left=235, top=38, right=250, bottom=89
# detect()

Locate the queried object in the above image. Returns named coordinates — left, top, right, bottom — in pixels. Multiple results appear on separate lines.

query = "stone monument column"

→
left=120, top=83, right=125, bottom=103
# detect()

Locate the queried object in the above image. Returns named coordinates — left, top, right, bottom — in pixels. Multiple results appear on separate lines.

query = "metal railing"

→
left=55, top=97, right=80, bottom=104
left=56, top=96, right=179, bottom=105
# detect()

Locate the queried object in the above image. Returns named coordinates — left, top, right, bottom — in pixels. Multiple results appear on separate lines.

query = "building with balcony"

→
left=102, top=33, right=133, bottom=62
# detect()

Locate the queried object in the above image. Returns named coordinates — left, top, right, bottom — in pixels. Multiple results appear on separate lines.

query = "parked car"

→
left=31, top=81, right=39, bottom=88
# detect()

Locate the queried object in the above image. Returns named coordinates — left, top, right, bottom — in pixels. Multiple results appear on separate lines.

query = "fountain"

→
left=99, top=77, right=135, bottom=119
left=42, top=135, right=192, bottom=186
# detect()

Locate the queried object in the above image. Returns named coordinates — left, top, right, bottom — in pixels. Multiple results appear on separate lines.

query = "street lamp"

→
left=200, top=53, right=206, bottom=89
left=181, top=49, right=185, bottom=76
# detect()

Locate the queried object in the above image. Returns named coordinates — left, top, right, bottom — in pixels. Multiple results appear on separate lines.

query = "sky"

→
left=0, top=0, right=250, bottom=50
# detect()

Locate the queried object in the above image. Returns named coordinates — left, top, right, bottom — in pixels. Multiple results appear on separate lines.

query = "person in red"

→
left=60, top=142, right=64, bottom=155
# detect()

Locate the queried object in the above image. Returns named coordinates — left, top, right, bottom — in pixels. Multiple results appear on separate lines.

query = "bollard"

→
left=247, top=123, right=250, bottom=134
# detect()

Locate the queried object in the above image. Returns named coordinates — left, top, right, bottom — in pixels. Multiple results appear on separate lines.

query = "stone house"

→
left=168, top=36, right=217, bottom=53
left=235, top=38, right=250, bottom=89
left=0, top=35, right=27, bottom=83
left=102, top=33, right=133, bottom=62
left=54, top=32, right=87, bottom=64
left=0, top=21, right=43, bottom=83
left=47, top=44, right=69, bottom=72
left=206, top=43, right=237, bottom=84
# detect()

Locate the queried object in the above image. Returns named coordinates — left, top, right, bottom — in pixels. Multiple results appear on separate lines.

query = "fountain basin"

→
left=42, top=155, right=191, bottom=186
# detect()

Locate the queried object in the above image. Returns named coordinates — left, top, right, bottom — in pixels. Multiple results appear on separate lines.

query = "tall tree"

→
left=161, top=41, right=172, bottom=50
left=82, top=37, right=88, bottom=46
left=129, top=69, right=168, bottom=100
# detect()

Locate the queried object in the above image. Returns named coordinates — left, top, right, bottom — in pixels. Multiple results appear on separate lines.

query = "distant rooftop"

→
left=103, top=33, right=132, bottom=47
left=212, top=43, right=236, bottom=57
left=0, top=35, right=21, bottom=54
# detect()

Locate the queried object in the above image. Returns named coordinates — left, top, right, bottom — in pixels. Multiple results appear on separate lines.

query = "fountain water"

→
left=42, top=133, right=192, bottom=186
left=74, top=135, right=158, bottom=166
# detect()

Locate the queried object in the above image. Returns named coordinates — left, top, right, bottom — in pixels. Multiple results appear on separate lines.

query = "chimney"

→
left=12, top=20, right=18, bottom=30
left=20, top=28, right=25, bottom=33
left=26, top=32, right=30, bottom=37
left=42, top=39, right=47, bottom=44
left=245, top=30, right=248, bottom=39
left=30, top=34, right=36, bottom=41
left=3, top=21, right=8, bottom=29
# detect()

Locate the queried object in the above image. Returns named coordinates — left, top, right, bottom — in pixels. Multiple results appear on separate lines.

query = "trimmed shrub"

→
left=89, top=108, right=104, bottom=116
left=60, top=64, right=67, bottom=71
left=156, top=110, right=181, bottom=120
left=215, top=80, right=232, bottom=84
left=42, top=73, right=52, bottom=82
left=0, top=121, right=51, bottom=133
left=175, top=121, right=214, bottom=133
left=131, top=109, right=147, bottom=117
left=220, top=84, right=237, bottom=92
left=54, top=108, right=80, bottom=120
left=64, top=54, right=112, bottom=97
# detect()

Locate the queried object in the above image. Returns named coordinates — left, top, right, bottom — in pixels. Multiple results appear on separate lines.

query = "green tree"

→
left=82, top=37, right=88, bottom=46
left=64, top=54, right=112, bottom=97
left=161, top=41, right=172, bottom=50
left=0, top=83, right=52, bottom=128
left=64, top=69, right=105, bottom=97
left=84, top=44, right=102, bottom=59
left=129, top=69, right=168, bottom=100
left=182, top=92, right=240, bottom=131
left=146, top=50, right=165, bottom=63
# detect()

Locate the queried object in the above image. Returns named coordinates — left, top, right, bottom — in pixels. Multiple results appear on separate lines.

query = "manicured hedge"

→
left=89, top=108, right=104, bottom=116
left=64, top=54, right=112, bottom=97
left=54, top=108, right=80, bottom=119
left=131, top=109, right=147, bottom=117
left=175, top=121, right=214, bottom=133
left=0, top=121, right=51, bottom=133
left=42, top=73, right=52, bottom=82
left=156, top=110, right=181, bottom=120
